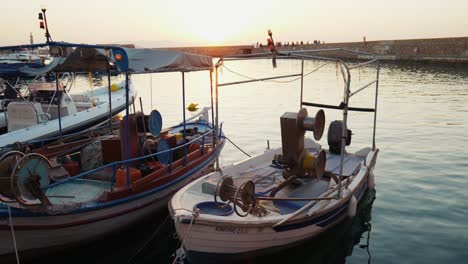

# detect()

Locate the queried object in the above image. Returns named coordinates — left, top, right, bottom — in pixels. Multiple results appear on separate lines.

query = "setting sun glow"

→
left=160, top=0, right=260, bottom=45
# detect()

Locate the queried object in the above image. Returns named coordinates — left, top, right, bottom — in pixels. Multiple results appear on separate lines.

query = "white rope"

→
left=221, top=61, right=332, bottom=84
left=7, top=205, right=20, bottom=264
left=172, top=208, right=199, bottom=264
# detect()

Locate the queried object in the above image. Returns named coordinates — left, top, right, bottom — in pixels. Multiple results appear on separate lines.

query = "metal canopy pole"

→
left=337, top=66, right=351, bottom=198
left=210, top=70, right=215, bottom=147
left=182, top=72, right=187, bottom=165
left=125, top=72, right=130, bottom=186
left=107, top=53, right=112, bottom=133
left=372, top=62, right=380, bottom=150
left=215, top=66, right=220, bottom=170
left=55, top=72, right=62, bottom=143
left=218, top=73, right=302, bottom=87
left=300, top=59, right=304, bottom=109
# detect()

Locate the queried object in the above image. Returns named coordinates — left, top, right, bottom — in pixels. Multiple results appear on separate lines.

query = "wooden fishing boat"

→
left=0, top=42, right=225, bottom=260
left=170, top=37, right=381, bottom=263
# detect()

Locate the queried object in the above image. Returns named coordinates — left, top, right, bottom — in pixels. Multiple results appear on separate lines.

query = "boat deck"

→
left=185, top=144, right=369, bottom=216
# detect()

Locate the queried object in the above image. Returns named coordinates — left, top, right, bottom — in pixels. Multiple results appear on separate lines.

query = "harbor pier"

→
left=159, top=37, right=468, bottom=66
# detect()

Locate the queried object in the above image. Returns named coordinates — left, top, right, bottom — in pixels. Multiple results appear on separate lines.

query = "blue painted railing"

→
left=43, top=126, right=217, bottom=191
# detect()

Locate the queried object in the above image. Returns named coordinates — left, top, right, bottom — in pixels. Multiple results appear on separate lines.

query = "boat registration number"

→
left=215, top=226, right=248, bottom=233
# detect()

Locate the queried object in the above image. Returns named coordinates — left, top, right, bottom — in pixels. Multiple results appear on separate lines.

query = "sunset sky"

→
left=2, top=0, right=467, bottom=47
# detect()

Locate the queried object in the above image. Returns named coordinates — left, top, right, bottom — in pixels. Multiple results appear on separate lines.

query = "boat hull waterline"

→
left=0, top=147, right=221, bottom=257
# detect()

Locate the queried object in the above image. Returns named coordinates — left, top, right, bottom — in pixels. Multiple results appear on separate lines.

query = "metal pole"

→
left=300, top=59, right=304, bottom=109
left=372, top=62, right=380, bottom=150
left=215, top=66, right=220, bottom=170
left=55, top=72, right=62, bottom=143
left=210, top=70, right=215, bottom=147
left=107, top=53, right=112, bottom=133
left=218, top=73, right=302, bottom=87
left=338, top=66, right=352, bottom=197
left=125, top=73, right=130, bottom=186
left=42, top=8, right=52, bottom=43
left=182, top=72, right=187, bottom=165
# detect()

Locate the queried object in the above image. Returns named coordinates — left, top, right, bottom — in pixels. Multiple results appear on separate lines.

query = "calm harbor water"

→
left=25, top=60, right=468, bottom=264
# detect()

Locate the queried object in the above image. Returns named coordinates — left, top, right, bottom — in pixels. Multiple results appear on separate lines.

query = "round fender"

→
left=348, top=195, right=357, bottom=218
left=368, top=170, right=375, bottom=191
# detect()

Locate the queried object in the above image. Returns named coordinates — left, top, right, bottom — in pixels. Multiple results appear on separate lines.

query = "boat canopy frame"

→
left=214, top=48, right=380, bottom=198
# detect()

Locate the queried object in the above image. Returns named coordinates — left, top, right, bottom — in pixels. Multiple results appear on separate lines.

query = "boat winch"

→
left=327, top=120, right=352, bottom=154
left=10, top=153, right=53, bottom=207
left=276, top=108, right=326, bottom=179
left=214, top=176, right=267, bottom=217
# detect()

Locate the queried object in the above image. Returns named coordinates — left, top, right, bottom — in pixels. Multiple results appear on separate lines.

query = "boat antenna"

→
left=267, top=29, right=277, bottom=68
left=38, top=6, right=53, bottom=43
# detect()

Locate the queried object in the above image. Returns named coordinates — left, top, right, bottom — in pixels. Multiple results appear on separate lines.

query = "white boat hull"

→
left=171, top=148, right=378, bottom=262
left=0, top=81, right=136, bottom=147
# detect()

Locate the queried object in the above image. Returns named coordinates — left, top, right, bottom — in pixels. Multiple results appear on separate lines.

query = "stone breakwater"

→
left=156, top=37, right=468, bottom=66
left=258, top=37, right=468, bottom=66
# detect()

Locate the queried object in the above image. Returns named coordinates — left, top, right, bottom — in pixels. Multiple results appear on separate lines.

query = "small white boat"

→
left=0, top=44, right=137, bottom=148
left=0, top=79, right=134, bottom=147
left=170, top=42, right=381, bottom=263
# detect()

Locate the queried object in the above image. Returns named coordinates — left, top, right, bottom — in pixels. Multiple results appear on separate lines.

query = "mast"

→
left=38, top=6, right=53, bottom=43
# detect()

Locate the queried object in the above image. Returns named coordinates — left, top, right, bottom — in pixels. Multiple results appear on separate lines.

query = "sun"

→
left=173, top=1, right=252, bottom=45
left=193, top=23, right=239, bottom=44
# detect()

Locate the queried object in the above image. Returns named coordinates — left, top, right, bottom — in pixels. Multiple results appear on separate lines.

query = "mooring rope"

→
left=220, top=135, right=251, bottom=157
left=7, top=205, right=20, bottom=264
left=127, top=214, right=171, bottom=263
left=171, top=208, right=200, bottom=264
left=221, top=61, right=332, bottom=84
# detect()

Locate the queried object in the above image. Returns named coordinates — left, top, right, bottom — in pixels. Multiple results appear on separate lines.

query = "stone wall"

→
left=253, top=37, right=468, bottom=65
left=156, top=45, right=253, bottom=57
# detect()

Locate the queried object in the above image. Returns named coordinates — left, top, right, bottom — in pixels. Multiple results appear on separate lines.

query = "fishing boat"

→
left=0, top=42, right=225, bottom=260
left=0, top=45, right=136, bottom=148
left=170, top=35, right=381, bottom=263
left=0, top=48, right=42, bottom=65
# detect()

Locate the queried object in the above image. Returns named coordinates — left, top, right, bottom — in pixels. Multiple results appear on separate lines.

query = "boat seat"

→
left=42, top=104, right=71, bottom=119
left=7, top=101, right=47, bottom=132
left=70, top=94, right=89, bottom=103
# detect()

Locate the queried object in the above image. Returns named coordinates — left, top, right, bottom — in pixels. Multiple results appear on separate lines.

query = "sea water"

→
left=33, top=60, right=468, bottom=264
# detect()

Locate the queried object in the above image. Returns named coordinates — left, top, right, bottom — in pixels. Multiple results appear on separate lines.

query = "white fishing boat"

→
left=170, top=35, right=381, bottom=263
left=0, top=42, right=225, bottom=261
left=0, top=78, right=133, bottom=147
left=0, top=45, right=138, bottom=149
